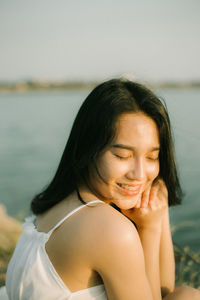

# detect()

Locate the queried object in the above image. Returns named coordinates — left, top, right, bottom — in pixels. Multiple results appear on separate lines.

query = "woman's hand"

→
left=121, top=179, right=168, bottom=230
left=121, top=179, right=169, bottom=300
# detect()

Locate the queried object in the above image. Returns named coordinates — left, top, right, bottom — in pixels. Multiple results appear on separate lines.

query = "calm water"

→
left=0, top=88, right=200, bottom=251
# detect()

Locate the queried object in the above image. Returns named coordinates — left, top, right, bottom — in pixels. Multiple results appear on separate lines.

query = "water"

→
left=0, top=88, right=200, bottom=251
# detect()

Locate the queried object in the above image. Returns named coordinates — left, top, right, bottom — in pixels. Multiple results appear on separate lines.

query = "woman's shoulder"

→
left=83, top=203, right=146, bottom=287
left=55, top=200, right=138, bottom=249
left=80, top=202, right=140, bottom=251
left=53, top=201, right=140, bottom=261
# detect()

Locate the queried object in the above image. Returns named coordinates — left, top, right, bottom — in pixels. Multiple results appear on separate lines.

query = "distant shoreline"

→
left=0, top=80, right=200, bottom=92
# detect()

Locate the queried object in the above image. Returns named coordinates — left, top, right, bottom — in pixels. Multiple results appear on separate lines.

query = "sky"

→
left=0, top=0, right=200, bottom=82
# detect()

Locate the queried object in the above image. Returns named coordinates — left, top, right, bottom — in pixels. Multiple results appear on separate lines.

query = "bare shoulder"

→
left=84, top=202, right=139, bottom=242
left=80, top=202, right=142, bottom=262
left=52, top=201, right=140, bottom=254
left=83, top=203, right=153, bottom=300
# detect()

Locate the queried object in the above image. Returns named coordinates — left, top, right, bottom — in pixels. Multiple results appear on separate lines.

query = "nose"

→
left=126, top=157, right=146, bottom=181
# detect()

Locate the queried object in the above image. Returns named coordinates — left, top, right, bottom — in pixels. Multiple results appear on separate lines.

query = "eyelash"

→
left=114, top=154, right=130, bottom=160
left=147, top=157, right=159, bottom=161
left=115, top=154, right=159, bottom=161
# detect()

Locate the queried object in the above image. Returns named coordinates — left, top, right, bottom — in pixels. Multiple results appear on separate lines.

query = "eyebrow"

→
left=111, top=144, right=160, bottom=152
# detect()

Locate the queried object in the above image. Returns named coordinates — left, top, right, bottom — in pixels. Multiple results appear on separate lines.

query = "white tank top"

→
left=6, top=200, right=108, bottom=300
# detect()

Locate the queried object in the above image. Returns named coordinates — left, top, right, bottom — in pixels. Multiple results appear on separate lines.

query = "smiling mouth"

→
left=117, top=183, right=141, bottom=191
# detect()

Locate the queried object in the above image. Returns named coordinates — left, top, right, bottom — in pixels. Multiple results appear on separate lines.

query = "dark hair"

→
left=31, top=78, right=182, bottom=214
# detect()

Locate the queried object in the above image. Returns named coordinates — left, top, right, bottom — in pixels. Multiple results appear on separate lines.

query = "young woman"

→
left=5, top=79, right=200, bottom=299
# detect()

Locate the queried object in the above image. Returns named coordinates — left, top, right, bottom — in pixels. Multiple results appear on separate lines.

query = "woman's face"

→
left=89, top=112, right=160, bottom=210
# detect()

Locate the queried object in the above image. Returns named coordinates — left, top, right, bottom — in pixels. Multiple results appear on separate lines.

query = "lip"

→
left=117, top=183, right=142, bottom=196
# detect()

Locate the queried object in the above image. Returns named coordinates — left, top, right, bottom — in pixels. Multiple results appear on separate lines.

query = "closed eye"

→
left=114, top=154, right=131, bottom=160
left=147, top=157, right=159, bottom=161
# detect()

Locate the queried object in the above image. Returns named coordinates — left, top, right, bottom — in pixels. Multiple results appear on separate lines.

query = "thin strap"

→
left=47, top=200, right=103, bottom=236
left=76, top=187, right=85, bottom=204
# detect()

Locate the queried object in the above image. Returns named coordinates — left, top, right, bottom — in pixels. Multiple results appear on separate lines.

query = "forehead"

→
left=113, top=113, right=160, bottom=147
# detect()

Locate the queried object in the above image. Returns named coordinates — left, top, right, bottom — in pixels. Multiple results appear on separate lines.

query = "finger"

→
left=160, top=182, right=168, bottom=198
left=135, top=197, right=141, bottom=208
left=140, top=185, right=151, bottom=208
left=154, top=178, right=168, bottom=199
left=149, top=182, right=158, bottom=208
left=158, top=180, right=169, bottom=206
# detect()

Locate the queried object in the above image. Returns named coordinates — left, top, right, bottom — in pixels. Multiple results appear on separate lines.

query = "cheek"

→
left=95, top=158, right=113, bottom=181
left=97, top=159, right=127, bottom=181
left=147, top=162, right=160, bottom=180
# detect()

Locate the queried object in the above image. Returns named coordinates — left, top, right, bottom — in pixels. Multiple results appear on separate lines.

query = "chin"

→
left=113, top=197, right=139, bottom=210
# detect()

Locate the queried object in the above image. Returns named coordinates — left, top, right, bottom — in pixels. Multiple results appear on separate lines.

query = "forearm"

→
left=159, top=209, right=175, bottom=296
left=138, top=224, right=162, bottom=300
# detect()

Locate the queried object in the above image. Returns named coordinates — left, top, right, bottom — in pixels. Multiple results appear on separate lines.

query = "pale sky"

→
left=0, top=0, right=200, bottom=82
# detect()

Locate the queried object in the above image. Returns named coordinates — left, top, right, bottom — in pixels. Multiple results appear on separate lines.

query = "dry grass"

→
left=0, top=205, right=22, bottom=252
left=0, top=205, right=22, bottom=287
left=174, top=244, right=200, bottom=289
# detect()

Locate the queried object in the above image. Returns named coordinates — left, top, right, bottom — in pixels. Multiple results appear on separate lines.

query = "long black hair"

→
left=31, top=79, right=182, bottom=214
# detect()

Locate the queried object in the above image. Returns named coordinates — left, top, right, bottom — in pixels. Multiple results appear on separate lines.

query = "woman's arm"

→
left=137, top=223, right=162, bottom=300
left=159, top=208, right=175, bottom=297
left=121, top=179, right=168, bottom=300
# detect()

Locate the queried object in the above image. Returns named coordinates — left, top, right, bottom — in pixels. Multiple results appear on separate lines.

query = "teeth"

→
left=119, top=184, right=139, bottom=191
